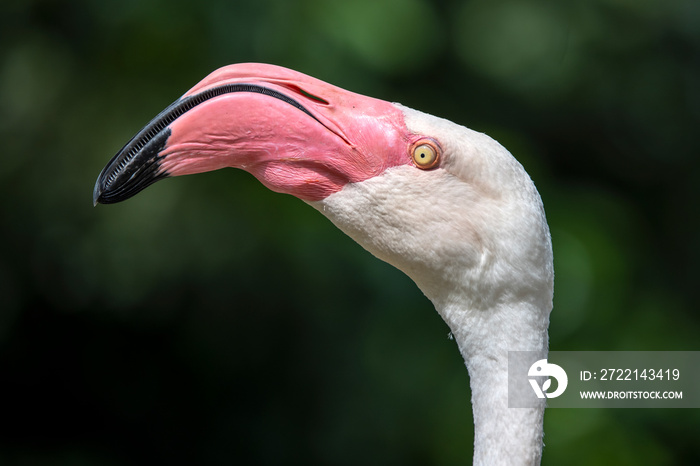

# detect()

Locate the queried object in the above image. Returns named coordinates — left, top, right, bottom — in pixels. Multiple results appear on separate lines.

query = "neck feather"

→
left=436, top=298, right=550, bottom=466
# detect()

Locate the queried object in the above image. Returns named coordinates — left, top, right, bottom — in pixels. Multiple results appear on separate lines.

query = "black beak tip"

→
left=92, top=127, right=172, bottom=206
left=93, top=175, right=104, bottom=206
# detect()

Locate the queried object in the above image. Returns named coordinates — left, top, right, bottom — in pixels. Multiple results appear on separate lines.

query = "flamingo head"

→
left=93, top=63, right=552, bottom=310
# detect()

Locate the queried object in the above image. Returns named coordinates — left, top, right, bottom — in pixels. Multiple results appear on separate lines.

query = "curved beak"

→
left=93, top=63, right=411, bottom=205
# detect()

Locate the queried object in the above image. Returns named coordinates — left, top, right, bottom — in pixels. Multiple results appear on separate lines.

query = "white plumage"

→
left=313, top=104, right=553, bottom=465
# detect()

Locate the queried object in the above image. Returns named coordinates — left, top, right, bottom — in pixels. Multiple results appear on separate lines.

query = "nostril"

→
left=291, top=85, right=329, bottom=105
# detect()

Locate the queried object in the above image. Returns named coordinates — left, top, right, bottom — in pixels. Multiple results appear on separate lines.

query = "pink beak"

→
left=93, top=63, right=414, bottom=205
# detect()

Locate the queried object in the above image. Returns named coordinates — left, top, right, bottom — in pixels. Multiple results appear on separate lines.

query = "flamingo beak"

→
left=93, top=63, right=411, bottom=206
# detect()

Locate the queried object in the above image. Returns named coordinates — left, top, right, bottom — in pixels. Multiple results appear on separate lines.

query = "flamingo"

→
left=93, top=63, right=553, bottom=465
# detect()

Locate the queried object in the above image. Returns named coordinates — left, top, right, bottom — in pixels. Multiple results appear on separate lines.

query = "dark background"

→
left=2, top=0, right=699, bottom=464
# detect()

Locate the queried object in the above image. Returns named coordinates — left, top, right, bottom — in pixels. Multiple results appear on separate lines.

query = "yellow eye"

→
left=411, top=141, right=440, bottom=169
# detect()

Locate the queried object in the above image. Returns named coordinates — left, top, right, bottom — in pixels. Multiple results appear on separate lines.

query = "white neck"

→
left=310, top=104, right=554, bottom=465
left=437, top=298, right=549, bottom=466
left=312, top=167, right=552, bottom=464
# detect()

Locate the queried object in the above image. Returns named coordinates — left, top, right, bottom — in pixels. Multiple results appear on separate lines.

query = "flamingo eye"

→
left=411, top=141, right=440, bottom=169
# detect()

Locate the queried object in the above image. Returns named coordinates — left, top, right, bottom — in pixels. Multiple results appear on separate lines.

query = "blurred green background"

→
left=2, top=0, right=699, bottom=464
